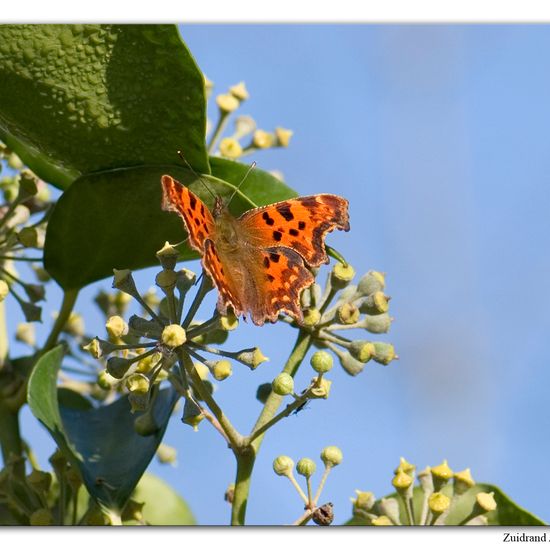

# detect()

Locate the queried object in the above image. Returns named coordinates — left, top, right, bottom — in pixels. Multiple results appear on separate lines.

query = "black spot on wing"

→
left=298, top=221, right=306, bottom=230
left=277, top=203, right=294, bottom=221
left=262, top=211, right=275, bottom=226
left=189, top=193, right=197, bottom=210
left=273, top=230, right=282, bottom=241
left=269, top=252, right=280, bottom=263
left=289, top=228, right=299, bottom=236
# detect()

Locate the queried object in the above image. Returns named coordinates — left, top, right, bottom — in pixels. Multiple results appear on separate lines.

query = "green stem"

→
left=207, top=111, right=231, bottom=154
left=231, top=330, right=313, bottom=526
left=0, top=300, right=8, bottom=370
left=177, top=348, right=243, bottom=450
left=313, top=466, right=332, bottom=505
left=182, top=273, right=213, bottom=328
left=43, top=289, right=79, bottom=352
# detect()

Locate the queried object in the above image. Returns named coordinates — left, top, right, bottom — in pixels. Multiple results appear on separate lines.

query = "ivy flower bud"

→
left=176, top=269, right=196, bottom=296
left=357, top=271, right=386, bottom=296
left=7, top=151, right=23, bottom=170
left=83, top=338, right=102, bottom=359
left=372, top=342, right=397, bottom=365
left=252, top=129, right=274, bottom=149
left=24, top=283, right=45, bottom=303
left=155, top=269, right=177, bottom=292
left=156, top=242, right=179, bottom=271
left=320, top=446, right=343, bottom=468
left=216, top=93, right=239, bottom=113
left=182, top=398, right=205, bottom=431
left=219, top=311, right=239, bottom=331
left=156, top=443, right=177, bottom=465
left=236, top=347, right=268, bottom=369
left=212, top=360, right=232, bottom=381
left=129, top=315, right=162, bottom=340
left=272, top=373, right=294, bottom=396
left=331, top=262, right=355, bottom=289
left=349, top=341, right=375, bottom=363
left=30, top=508, right=54, bottom=526
left=454, top=468, right=475, bottom=495
left=32, top=266, right=51, bottom=283
left=361, top=313, right=392, bottom=334
left=337, top=302, right=360, bottom=324
left=161, top=324, right=186, bottom=348
left=275, top=127, right=293, bottom=147
left=476, top=491, right=497, bottom=512
left=417, top=466, right=434, bottom=494
left=17, top=226, right=39, bottom=248
left=225, top=483, right=235, bottom=504
left=136, top=352, right=161, bottom=374
left=105, top=315, right=128, bottom=340
left=431, top=460, right=453, bottom=492
left=310, top=377, right=332, bottom=399
left=97, top=370, right=117, bottom=390
left=112, top=268, right=138, bottom=295
left=394, top=457, right=416, bottom=476
left=357, top=291, right=390, bottom=315
left=219, top=137, right=243, bottom=159
left=0, top=280, right=8, bottom=302
left=18, top=169, right=39, bottom=197
left=392, top=471, right=413, bottom=493
left=229, top=81, right=249, bottom=101
left=126, top=373, right=150, bottom=395
left=296, top=458, right=316, bottom=478
left=233, top=115, right=256, bottom=140
left=310, top=351, right=333, bottom=374
left=352, top=490, right=375, bottom=516
left=428, top=492, right=451, bottom=515
left=106, top=356, right=132, bottom=379
left=19, top=300, right=42, bottom=322
left=15, top=322, right=35, bottom=347
left=372, top=515, right=393, bottom=526
left=273, top=455, right=294, bottom=477
left=302, top=307, right=321, bottom=327
left=256, top=382, right=272, bottom=404
left=378, top=497, right=401, bottom=526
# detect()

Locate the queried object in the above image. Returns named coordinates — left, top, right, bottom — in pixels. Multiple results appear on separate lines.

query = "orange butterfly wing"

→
left=160, top=175, right=214, bottom=253
left=203, top=239, right=314, bottom=325
left=237, top=194, right=350, bottom=267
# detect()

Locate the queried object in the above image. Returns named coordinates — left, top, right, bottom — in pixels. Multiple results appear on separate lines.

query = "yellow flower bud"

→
left=428, top=492, right=451, bottom=514
left=233, top=115, right=256, bottom=139
left=331, top=262, right=355, bottom=289
left=126, top=373, right=150, bottom=395
left=216, top=93, right=239, bottom=113
left=219, top=311, right=239, bottom=331
left=337, top=302, right=360, bottom=324
left=106, top=315, right=128, bottom=340
left=431, top=460, right=453, bottom=482
left=229, top=81, right=249, bottom=101
left=392, top=470, right=413, bottom=491
left=454, top=468, right=475, bottom=495
left=156, top=443, right=177, bottom=465
left=372, top=342, right=397, bottom=365
left=252, top=129, right=274, bottom=149
left=219, top=137, right=243, bottom=159
left=272, top=373, right=294, bottom=396
left=352, top=490, right=375, bottom=516
left=161, top=324, right=186, bottom=347
left=349, top=341, right=375, bottom=363
left=236, top=347, right=268, bottom=369
left=302, top=307, right=321, bottom=326
left=310, top=351, right=333, bottom=373
left=15, top=322, right=35, bottom=346
left=357, top=270, right=386, bottom=296
left=394, top=457, right=416, bottom=476
left=212, top=360, right=232, bottom=381
left=320, top=446, right=343, bottom=468
left=155, top=269, right=177, bottom=291
left=156, top=242, right=179, bottom=271
left=273, top=455, right=294, bottom=476
left=296, top=457, right=316, bottom=478
left=194, top=362, right=209, bottom=380
left=275, top=127, right=293, bottom=147
left=476, top=491, right=497, bottom=512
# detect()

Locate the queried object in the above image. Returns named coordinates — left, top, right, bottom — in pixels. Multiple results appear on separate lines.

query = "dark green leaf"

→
left=44, top=161, right=297, bottom=290
left=27, top=346, right=180, bottom=512
left=131, top=473, right=196, bottom=525
left=0, top=24, right=209, bottom=189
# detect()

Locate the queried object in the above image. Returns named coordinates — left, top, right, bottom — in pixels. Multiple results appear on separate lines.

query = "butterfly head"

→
left=213, top=196, right=227, bottom=218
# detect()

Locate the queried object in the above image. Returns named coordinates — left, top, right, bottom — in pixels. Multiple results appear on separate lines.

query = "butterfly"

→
left=160, top=175, right=350, bottom=326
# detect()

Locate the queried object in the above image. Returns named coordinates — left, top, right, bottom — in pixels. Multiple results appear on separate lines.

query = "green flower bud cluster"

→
left=295, top=264, right=397, bottom=377
left=0, top=147, right=52, bottom=324
left=0, top=449, right=88, bottom=525
left=350, top=458, right=494, bottom=526
left=206, top=79, right=293, bottom=160
left=272, top=446, right=343, bottom=525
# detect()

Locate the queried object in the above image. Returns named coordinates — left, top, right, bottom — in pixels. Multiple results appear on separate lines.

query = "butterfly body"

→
left=161, top=175, right=349, bottom=326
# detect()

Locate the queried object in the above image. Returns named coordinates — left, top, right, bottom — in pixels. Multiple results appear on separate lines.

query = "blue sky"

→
left=7, top=25, right=550, bottom=525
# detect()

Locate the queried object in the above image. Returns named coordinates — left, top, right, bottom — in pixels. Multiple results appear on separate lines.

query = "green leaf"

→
left=44, top=161, right=297, bottom=290
left=345, top=484, right=546, bottom=526
left=0, top=24, right=209, bottom=189
left=130, top=473, right=196, bottom=525
left=27, top=346, right=180, bottom=512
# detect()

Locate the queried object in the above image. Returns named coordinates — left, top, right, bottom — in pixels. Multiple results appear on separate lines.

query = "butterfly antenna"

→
left=177, top=150, right=217, bottom=201
left=227, top=161, right=257, bottom=208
